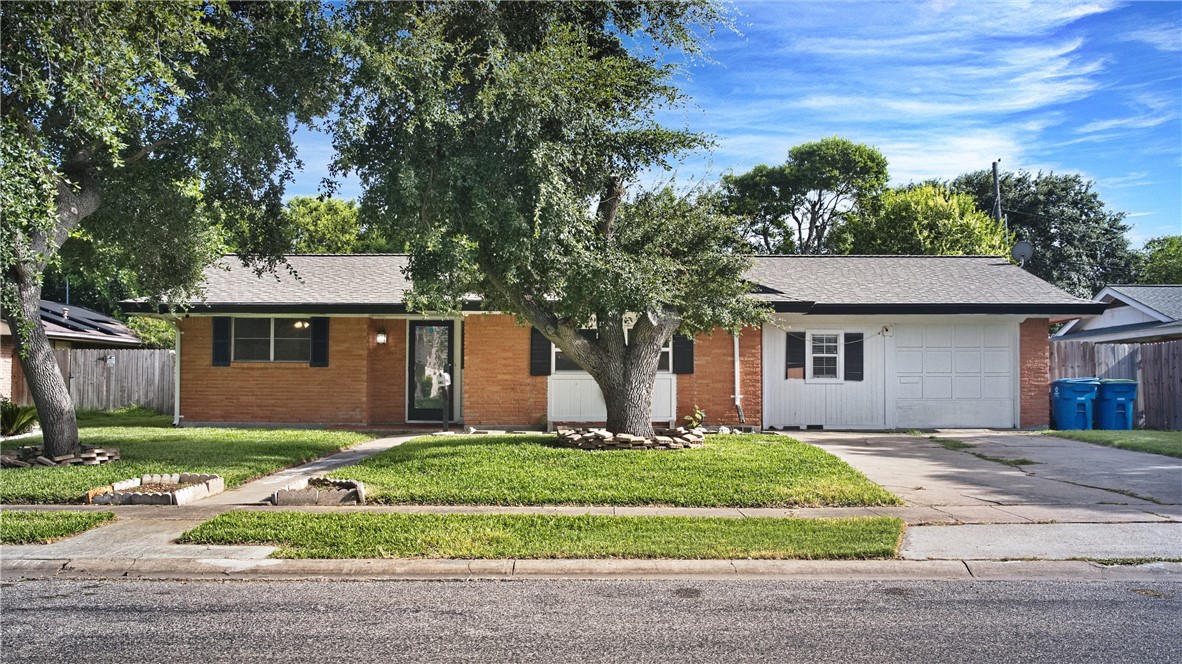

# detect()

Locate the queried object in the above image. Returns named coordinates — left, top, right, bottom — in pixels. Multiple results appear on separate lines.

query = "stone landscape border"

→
left=555, top=427, right=707, bottom=451
left=1, top=445, right=120, bottom=468
left=269, top=477, right=366, bottom=506
left=88, top=474, right=224, bottom=506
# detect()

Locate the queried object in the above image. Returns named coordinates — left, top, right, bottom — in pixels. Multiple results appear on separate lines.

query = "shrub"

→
left=1, top=398, right=39, bottom=436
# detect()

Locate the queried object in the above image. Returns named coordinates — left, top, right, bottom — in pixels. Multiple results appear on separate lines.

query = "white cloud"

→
left=1121, top=24, right=1182, bottom=52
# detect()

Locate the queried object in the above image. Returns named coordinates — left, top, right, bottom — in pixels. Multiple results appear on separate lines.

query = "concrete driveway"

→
left=787, top=429, right=1182, bottom=560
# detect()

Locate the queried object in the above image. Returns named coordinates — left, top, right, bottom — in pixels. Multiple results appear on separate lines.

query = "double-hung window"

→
left=809, top=332, right=841, bottom=380
left=232, top=318, right=312, bottom=362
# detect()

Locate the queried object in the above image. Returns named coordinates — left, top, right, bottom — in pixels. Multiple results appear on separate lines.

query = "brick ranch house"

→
left=123, top=254, right=1104, bottom=431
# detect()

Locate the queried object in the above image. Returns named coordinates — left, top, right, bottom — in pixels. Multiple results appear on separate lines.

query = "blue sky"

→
left=289, top=0, right=1181, bottom=247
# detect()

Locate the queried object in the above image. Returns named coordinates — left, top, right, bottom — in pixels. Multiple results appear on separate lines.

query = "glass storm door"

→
left=407, top=320, right=454, bottom=422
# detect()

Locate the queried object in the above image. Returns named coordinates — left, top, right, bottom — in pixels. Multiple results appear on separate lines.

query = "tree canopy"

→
left=330, top=1, right=755, bottom=435
left=1139, top=235, right=1182, bottom=284
left=834, top=184, right=1012, bottom=256
left=721, top=137, right=888, bottom=254
left=1, top=0, right=340, bottom=454
left=949, top=170, right=1139, bottom=297
left=284, top=196, right=392, bottom=254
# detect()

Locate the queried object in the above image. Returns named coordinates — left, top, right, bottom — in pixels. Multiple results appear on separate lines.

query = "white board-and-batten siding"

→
left=762, top=315, right=1021, bottom=430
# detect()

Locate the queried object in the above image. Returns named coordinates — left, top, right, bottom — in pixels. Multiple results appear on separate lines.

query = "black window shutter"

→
left=844, top=333, right=864, bottom=381
left=786, top=331, right=805, bottom=378
left=310, top=317, right=330, bottom=367
left=672, top=334, right=694, bottom=374
left=212, top=317, right=231, bottom=366
left=529, top=328, right=552, bottom=376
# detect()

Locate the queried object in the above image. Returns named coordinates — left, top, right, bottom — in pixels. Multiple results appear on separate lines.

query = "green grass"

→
left=180, top=511, right=904, bottom=560
left=1, top=426, right=373, bottom=504
left=75, top=406, right=172, bottom=429
left=327, top=434, right=901, bottom=508
left=934, top=438, right=975, bottom=451
left=1047, top=430, right=1182, bottom=459
left=969, top=452, right=1040, bottom=467
left=0, top=510, right=116, bottom=543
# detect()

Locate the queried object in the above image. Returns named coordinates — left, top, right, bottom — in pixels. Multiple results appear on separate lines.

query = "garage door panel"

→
left=925, top=326, right=954, bottom=347
left=923, top=376, right=952, bottom=399
left=983, top=375, right=1011, bottom=398
left=897, top=350, right=924, bottom=373
left=954, top=350, right=982, bottom=373
left=896, top=326, right=924, bottom=348
left=983, top=349, right=1011, bottom=370
left=954, top=376, right=981, bottom=399
left=955, top=326, right=982, bottom=346
left=924, top=350, right=953, bottom=373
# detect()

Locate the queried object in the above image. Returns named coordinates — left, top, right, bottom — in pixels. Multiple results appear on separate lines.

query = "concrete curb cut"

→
left=3, top=557, right=1180, bottom=582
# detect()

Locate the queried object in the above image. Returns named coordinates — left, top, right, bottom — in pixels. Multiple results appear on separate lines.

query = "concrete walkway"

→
left=787, top=430, right=1182, bottom=561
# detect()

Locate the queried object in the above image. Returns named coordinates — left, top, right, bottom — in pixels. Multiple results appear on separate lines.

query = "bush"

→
left=1, top=398, right=39, bottom=436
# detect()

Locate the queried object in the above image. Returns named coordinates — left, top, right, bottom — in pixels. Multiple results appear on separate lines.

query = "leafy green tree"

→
left=722, top=137, right=889, bottom=254
left=332, top=2, right=760, bottom=437
left=835, top=184, right=1012, bottom=256
left=1138, top=236, right=1182, bottom=284
left=285, top=196, right=393, bottom=253
left=949, top=170, right=1139, bottom=297
left=1, top=1, right=338, bottom=456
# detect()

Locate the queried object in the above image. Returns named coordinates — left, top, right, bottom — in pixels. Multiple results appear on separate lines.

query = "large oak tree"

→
left=331, top=2, right=762, bottom=436
left=1, top=1, right=339, bottom=455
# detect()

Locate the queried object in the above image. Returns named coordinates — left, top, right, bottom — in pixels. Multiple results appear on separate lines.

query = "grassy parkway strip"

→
left=0, top=510, right=116, bottom=544
left=179, top=511, right=905, bottom=560
left=326, top=434, right=901, bottom=507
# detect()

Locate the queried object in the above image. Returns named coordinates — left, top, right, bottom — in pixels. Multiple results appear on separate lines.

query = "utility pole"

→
left=991, top=160, right=1005, bottom=231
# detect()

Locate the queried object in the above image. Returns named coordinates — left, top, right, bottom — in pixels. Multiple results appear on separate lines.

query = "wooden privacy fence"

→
left=12, top=348, right=174, bottom=413
left=1050, top=339, right=1181, bottom=430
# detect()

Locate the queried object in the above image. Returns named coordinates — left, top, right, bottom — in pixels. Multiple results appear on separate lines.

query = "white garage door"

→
left=893, top=323, right=1016, bottom=428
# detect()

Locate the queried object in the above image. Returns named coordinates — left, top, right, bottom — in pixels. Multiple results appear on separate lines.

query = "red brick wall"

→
left=1019, top=317, right=1051, bottom=429
left=677, top=327, right=762, bottom=428
left=367, top=319, right=406, bottom=425
left=179, top=316, right=370, bottom=425
left=462, top=314, right=547, bottom=426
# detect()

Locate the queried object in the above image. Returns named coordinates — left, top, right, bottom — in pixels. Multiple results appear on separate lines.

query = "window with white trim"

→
left=807, top=331, right=842, bottom=381
left=233, top=318, right=312, bottom=362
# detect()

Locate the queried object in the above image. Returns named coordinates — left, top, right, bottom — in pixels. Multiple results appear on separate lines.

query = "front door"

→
left=407, top=320, right=455, bottom=422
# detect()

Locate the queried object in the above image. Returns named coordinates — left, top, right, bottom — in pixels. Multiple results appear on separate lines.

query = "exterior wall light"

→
left=376, top=329, right=388, bottom=345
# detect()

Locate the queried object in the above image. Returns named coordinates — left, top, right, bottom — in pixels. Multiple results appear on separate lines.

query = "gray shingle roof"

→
left=746, top=255, right=1097, bottom=311
left=194, top=254, right=412, bottom=310
left=126, top=253, right=1100, bottom=315
left=1105, top=285, right=1182, bottom=321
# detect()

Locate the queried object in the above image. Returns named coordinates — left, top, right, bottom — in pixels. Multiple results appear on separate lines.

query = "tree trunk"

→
left=10, top=268, right=79, bottom=457
left=590, top=314, right=675, bottom=438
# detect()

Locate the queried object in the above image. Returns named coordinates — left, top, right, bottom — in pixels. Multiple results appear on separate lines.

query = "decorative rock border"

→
left=269, top=477, right=366, bottom=506
left=554, top=427, right=706, bottom=451
left=1, top=444, right=120, bottom=468
left=87, top=473, right=224, bottom=506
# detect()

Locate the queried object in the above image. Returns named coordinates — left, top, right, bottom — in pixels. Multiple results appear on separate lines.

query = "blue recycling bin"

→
left=1095, top=379, right=1138, bottom=430
left=1051, top=378, right=1099, bottom=430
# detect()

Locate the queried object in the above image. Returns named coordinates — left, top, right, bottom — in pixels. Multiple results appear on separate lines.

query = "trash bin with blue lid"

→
left=1094, top=379, right=1138, bottom=430
left=1051, top=378, right=1099, bottom=430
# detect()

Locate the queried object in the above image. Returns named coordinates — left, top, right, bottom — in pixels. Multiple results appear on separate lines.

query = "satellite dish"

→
left=1011, top=240, right=1034, bottom=266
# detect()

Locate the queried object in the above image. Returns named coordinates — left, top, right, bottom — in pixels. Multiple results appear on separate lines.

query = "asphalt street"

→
left=2, top=578, right=1179, bottom=663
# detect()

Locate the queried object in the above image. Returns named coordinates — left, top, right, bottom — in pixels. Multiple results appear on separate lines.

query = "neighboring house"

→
left=123, top=254, right=1102, bottom=431
left=1, top=300, right=142, bottom=403
left=1053, top=285, right=1182, bottom=344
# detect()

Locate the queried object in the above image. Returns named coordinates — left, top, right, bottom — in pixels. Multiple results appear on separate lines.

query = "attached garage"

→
left=748, top=256, right=1106, bottom=431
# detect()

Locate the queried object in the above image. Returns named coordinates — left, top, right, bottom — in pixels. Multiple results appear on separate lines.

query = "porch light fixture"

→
left=376, top=329, right=388, bottom=345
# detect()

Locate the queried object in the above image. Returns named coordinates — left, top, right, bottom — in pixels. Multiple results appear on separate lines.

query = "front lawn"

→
left=1048, top=430, right=1182, bottom=459
left=327, top=434, right=901, bottom=507
left=0, top=510, right=116, bottom=544
left=1, top=426, right=373, bottom=504
left=180, top=511, right=904, bottom=560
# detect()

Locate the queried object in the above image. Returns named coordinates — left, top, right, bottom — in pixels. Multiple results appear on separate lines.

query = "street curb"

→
left=3, top=557, right=1181, bottom=582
